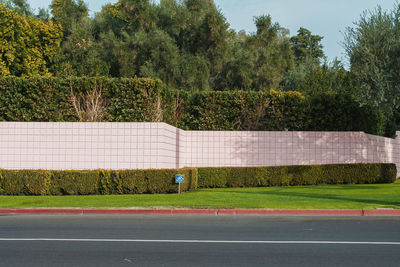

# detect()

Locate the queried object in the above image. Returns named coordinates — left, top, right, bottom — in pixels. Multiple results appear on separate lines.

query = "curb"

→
left=0, top=208, right=399, bottom=216
left=217, top=209, right=363, bottom=216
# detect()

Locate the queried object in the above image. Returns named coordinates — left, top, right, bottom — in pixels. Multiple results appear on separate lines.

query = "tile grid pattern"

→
left=0, top=122, right=399, bottom=175
left=0, top=122, right=162, bottom=170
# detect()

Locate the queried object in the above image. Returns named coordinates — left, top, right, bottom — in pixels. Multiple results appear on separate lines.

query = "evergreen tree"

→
left=290, top=27, right=324, bottom=62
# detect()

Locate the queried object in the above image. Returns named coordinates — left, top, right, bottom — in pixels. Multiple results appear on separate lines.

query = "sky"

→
left=28, top=0, right=396, bottom=64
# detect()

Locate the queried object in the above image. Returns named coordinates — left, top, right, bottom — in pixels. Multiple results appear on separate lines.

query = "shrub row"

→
left=0, top=164, right=396, bottom=195
left=0, top=168, right=197, bottom=196
left=197, top=164, right=397, bottom=188
left=0, top=77, right=387, bottom=136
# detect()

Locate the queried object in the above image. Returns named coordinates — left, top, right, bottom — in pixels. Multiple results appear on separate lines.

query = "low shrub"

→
left=50, top=171, right=100, bottom=195
left=197, top=167, right=229, bottom=188
left=98, top=169, right=113, bottom=195
left=0, top=168, right=198, bottom=195
left=198, top=164, right=397, bottom=188
left=117, top=170, right=147, bottom=194
left=116, top=168, right=197, bottom=194
left=0, top=170, right=51, bottom=195
left=0, top=164, right=395, bottom=195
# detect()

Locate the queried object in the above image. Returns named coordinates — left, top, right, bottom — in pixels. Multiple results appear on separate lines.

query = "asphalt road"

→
left=0, top=215, right=399, bottom=267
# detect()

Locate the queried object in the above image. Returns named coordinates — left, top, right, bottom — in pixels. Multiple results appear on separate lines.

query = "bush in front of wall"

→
left=0, top=170, right=51, bottom=195
left=50, top=171, right=100, bottom=195
left=0, top=164, right=395, bottom=195
left=198, top=163, right=397, bottom=188
left=116, top=167, right=198, bottom=194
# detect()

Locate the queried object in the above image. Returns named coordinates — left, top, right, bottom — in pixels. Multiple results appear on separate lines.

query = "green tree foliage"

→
left=0, top=0, right=343, bottom=94
left=51, top=0, right=88, bottom=38
left=90, top=0, right=229, bottom=91
left=0, top=77, right=385, bottom=136
left=250, top=15, right=293, bottom=90
left=52, top=19, right=110, bottom=76
left=50, top=0, right=109, bottom=76
left=216, top=16, right=294, bottom=91
left=281, top=60, right=355, bottom=95
left=344, top=5, right=400, bottom=111
left=280, top=27, right=330, bottom=94
left=0, top=3, right=63, bottom=76
left=214, top=30, right=256, bottom=90
left=344, top=4, right=400, bottom=135
left=36, top=8, right=51, bottom=20
left=290, top=27, right=324, bottom=62
left=1, top=0, right=32, bottom=16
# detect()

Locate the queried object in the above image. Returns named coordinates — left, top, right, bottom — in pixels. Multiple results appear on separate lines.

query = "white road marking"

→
left=0, top=238, right=399, bottom=245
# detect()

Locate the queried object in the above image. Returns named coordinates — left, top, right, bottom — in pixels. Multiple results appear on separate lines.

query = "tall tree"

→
left=215, top=15, right=295, bottom=91
left=0, top=3, right=62, bottom=76
left=50, top=0, right=109, bottom=76
left=249, top=15, right=294, bottom=90
left=290, top=27, right=324, bottom=62
left=51, top=0, right=88, bottom=38
left=344, top=4, right=400, bottom=111
left=214, top=30, right=256, bottom=90
left=344, top=4, right=400, bottom=135
left=91, top=0, right=229, bottom=90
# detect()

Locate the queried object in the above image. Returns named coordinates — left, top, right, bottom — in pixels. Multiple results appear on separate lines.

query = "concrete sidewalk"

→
left=0, top=208, right=399, bottom=216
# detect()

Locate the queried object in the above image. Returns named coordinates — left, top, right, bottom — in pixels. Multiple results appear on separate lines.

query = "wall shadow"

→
left=222, top=189, right=400, bottom=207
left=230, top=131, right=397, bottom=170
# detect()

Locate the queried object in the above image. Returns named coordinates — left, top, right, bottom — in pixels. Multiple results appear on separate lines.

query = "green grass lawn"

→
left=1, top=182, right=399, bottom=209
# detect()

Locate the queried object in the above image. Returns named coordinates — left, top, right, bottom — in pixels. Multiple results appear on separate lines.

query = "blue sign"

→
left=175, top=174, right=185, bottom=184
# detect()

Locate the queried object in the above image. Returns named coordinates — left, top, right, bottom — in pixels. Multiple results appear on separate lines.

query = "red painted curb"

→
left=172, top=209, right=217, bottom=215
left=83, top=209, right=167, bottom=215
left=0, top=209, right=16, bottom=214
left=363, top=210, right=400, bottom=216
left=217, top=209, right=363, bottom=216
left=0, top=208, right=83, bottom=215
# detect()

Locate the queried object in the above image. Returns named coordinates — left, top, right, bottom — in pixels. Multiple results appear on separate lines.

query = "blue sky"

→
left=28, top=0, right=396, bottom=64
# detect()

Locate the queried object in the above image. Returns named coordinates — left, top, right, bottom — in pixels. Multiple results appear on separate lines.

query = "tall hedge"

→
left=0, top=77, right=387, bottom=135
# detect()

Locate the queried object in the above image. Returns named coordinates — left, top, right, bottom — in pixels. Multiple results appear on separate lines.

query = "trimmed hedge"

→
left=0, top=164, right=395, bottom=195
left=112, top=168, right=197, bottom=194
left=0, top=77, right=387, bottom=136
left=0, top=170, right=51, bottom=196
left=0, top=168, right=197, bottom=196
left=198, top=164, right=397, bottom=188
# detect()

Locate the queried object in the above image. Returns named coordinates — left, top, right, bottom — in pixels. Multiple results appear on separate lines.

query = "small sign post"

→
left=175, top=174, right=185, bottom=194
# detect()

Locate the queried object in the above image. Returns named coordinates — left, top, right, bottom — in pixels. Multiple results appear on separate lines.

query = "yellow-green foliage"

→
left=0, top=170, right=51, bottom=195
left=198, top=164, right=397, bottom=188
left=0, top=3, right=62, bottom=76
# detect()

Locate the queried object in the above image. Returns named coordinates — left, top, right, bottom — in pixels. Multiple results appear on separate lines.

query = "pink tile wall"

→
left=0, top=122, right=161, bottom=170
left=183, top=130, right=400, bottom=174
left=0, top=122, right=399, bottom=175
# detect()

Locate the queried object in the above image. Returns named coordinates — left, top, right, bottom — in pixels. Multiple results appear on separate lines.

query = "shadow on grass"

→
left=319, top=185, right=382, bottom=190
left=223, top=190, right=400, bottom=207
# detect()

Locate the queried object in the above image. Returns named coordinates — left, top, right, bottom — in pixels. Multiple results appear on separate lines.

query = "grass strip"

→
left=0, top=183, right=399, bottom=210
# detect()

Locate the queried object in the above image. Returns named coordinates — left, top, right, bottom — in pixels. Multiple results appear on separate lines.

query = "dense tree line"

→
left=0, top=0, right=399, bottom=136
left=0, top=0, right=333, bottom=91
